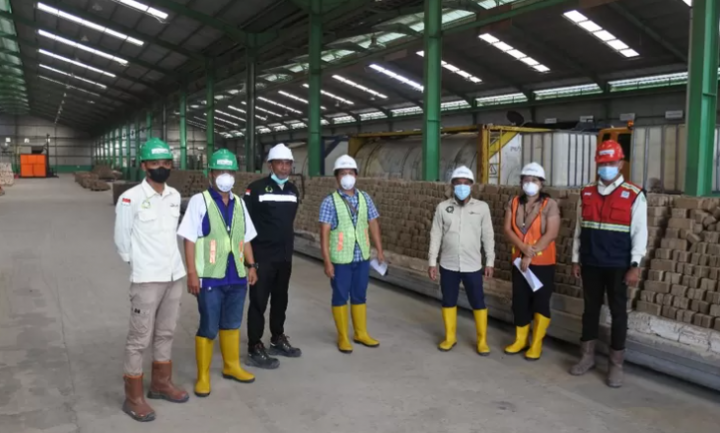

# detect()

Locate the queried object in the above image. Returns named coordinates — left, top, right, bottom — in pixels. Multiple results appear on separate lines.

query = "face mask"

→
left=522, top=182, right=540, bottom=197
left=598, top=166, right=619, bottom=181
left=340, top=174, right=356, bottom=190
left=454, top=184, right=471, bottom=201
left=215, top=173, right=235, bottom=193
left=147, top=167, right=170, bottom=184
left=271, top=173, right=288, bottom=185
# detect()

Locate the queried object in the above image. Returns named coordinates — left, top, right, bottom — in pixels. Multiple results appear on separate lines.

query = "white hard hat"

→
left=521, top=162, right=546, bottom=180
left=333, top=154, right=358, bottom=172
left=451, top=165, right=475, bottom=183
left=267, top=143, right=294, bottom=162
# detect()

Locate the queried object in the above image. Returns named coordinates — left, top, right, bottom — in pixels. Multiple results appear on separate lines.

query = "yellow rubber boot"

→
left=525, top=314, right=551, bottom=361
left=504, top=325, right=530, bottom=355
left=438, top=307, right=458, bottom=351
left=474, top=309, right=491, bottom=356
left=219, top=329, right=255, bottom=383
left=332, top=305, right=353, bottom=353
left=194, top=336, right=213, bottom=397
left=351, top=304, right=380, bottom=347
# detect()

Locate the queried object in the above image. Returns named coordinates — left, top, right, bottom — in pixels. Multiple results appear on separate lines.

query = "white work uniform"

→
left=114, top=180, right=186, bottom=283
left=428, top=198, right=495, bottom=272
left=572, top=175, right=648, bottom=265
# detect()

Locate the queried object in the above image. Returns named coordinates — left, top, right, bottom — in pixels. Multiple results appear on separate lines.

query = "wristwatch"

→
left=631, top=262, right=639, bottom=268
left=246, top=262, right=259, bottom=269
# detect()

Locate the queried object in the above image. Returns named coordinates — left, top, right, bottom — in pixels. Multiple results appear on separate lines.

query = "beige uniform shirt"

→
left=428, top=198, right=495, bottom=272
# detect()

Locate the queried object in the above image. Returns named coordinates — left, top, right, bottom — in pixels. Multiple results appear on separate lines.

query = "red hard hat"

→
left=596, top=140, right=625, bottom=163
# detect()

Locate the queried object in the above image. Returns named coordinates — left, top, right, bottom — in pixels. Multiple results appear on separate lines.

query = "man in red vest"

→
left=569, top=140, right=647, bottom=388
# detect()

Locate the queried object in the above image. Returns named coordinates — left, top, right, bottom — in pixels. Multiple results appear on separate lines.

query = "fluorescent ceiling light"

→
left=38, top=49, right=116, bottom=77
left=37, top=3, right=144, bottom=46
left=332, top=75, right=388, bottom=99
left=478, top=33, right=550, bottom=73
left=369, top=64, right=423, bottom=91
left=682, top=0, right=692, bottom=4
left=563, top=11, right=639, bottom=58
left=215, top=109, right=245, bottom=122
left=255, top=97, right=302, bottom=115
left=38, top=30, right=129, bottom=65
left=301, top=84, right=353, bottom=105
left=228, top=104, right=268, bottom=121
left=38, top=75, right=101, bottom=97
left=115, top=0, right=168, bottom=20
left=416, top=51, right=482, bottom=83
left=204, top=113, right=240, bottom=128
left=278, top=90, right=327, bottom=109
left=39, top=64, right=107, bottom=89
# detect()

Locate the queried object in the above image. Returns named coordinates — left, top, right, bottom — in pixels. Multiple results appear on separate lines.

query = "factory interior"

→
left=2, top=0, right=720, bottom=432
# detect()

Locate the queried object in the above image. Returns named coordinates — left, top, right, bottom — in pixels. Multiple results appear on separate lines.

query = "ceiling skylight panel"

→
left=478, top=33, right=550, bottom=73
left=563, top=11, right=639, bottom=58
left=115, top=0, right=169, bottom=20
left=332, top=115, right=355, bottom=124
left=38, top=49, right=116, bottom=77
left=360, top=111, right=387, bottom=121
left=38, top=30, right=129, bottom=65
left=39, top=64, right=107, bottom=89
left=301, top=84, right=353, bottom=105
left=369, top=64, right=423, bottom=91
left=332, top=75, right=388, bottom=99
left=416, top=51, right=482, bottom=83
left=37, top=3, right=144, bottom=46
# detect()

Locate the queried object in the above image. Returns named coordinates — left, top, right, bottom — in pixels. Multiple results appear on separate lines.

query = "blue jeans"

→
left=440, top=267, right=486, bottom=310
left=196, top=284, right=247, bottom=339
left=331, top=260, right=370, bottom=306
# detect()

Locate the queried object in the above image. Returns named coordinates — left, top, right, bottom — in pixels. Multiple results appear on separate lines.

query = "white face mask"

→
left=522, top=182, right=540, bottom=196
left=215, top=173, right=235, bottom=193
left=340, top=174, right=356, bottom=190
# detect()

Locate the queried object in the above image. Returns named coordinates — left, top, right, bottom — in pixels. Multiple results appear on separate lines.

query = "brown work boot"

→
left=607, top=349, right=625, bottom=388
left=569, top=340, right=596, bottom=376
left=147, top=361, right=189, bottom=403
left=122, top=375, right=156, bottom=422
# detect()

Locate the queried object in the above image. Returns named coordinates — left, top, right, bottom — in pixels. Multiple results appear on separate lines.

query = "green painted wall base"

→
left=55, top=165, right=93, bottom=173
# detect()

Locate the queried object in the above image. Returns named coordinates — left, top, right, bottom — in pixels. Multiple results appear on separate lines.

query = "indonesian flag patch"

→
left=245, top=189, right=251, bottom=195
left=122, top=198, right=131, bottom=206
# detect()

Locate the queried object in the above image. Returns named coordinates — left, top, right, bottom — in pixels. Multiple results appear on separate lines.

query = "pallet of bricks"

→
left=0, top=162, right=14, bottom=187
left=74, top=171, right=110, bottom=191
left=640, top=197, right=720, bottom=332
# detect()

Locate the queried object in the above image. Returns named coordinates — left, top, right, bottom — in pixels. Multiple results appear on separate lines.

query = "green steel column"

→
left=180, top=90, right=187, bottom=170
left=308, top=0, right=322, bottom=177
left=111, top=129, right=117, bottom=169
left=146, top=111, right=153, bottom=140
left=422, top=0, right=442, bottom=181
left=135, top=117, right=142, bottom=181
left=125, top=123, right=132, bottom=179
left=206, top=60, right=215, bottom=170
left=246, top=40, right=256, bottom=173
left=685, top=0, right=720, bottom=196
left=116, top=128, right=122, bottom=169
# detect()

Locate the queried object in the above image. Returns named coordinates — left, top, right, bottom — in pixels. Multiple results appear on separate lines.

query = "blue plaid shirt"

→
left=319, top=189, right=379, bottom=263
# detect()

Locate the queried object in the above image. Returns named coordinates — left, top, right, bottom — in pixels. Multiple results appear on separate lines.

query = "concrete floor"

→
left=1, top=177, right=719, bottom=433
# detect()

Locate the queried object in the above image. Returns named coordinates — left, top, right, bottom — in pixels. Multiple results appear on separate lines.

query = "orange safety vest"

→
left=510, top=196, right=556, bottom=265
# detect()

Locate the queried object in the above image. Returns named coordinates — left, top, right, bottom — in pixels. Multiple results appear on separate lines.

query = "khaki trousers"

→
left=123, top=279, right=184, bottom=376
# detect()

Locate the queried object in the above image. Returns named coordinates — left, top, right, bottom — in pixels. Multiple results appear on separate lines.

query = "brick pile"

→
left=74, top=171, right=110, bottom=191
left=638, top=197, right=720, bottom=331
left=0, top=162, right=14, bottom=186
left=91, top=164, right=116, bottom=181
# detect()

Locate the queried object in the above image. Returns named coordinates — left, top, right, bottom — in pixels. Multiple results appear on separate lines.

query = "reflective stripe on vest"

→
left=329, top=191, right=370, bottom=264
left=195, top=191, right=246, bottom=279
left=510, top=196, right=556, bottom=265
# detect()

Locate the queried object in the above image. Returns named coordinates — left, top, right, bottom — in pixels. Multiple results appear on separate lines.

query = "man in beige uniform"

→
left=114, top=139, right=189, bottom=422
left=428, top=166, right=495, bottom=354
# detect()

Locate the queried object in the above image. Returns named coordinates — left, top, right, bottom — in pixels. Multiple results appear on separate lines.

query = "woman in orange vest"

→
left=503, top=162, right=560, bottom=360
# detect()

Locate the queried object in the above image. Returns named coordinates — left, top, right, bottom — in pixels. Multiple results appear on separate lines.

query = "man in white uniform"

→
left=114, top=138, right=188, bottom=422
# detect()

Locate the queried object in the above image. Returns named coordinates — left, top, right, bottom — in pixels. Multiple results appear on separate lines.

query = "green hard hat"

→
left=140, top=138, right=173, bottom=161
left=209, top=148, right=238, bottom=170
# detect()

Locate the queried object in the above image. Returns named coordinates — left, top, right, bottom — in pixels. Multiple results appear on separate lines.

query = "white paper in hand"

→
left=370, top=259, right=388, bottom=276
left=512, top=257, right=544, bottom=292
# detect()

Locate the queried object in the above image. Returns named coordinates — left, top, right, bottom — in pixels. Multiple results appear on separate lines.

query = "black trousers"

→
left=511, top=265, right=555, bottom=327
left=247, top=261, right=293, bottom=348
left=580, top=265, right=628, bottom=351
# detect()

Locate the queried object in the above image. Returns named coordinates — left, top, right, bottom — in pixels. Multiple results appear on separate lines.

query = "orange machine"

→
left=20, top=154, right=47, bottom=178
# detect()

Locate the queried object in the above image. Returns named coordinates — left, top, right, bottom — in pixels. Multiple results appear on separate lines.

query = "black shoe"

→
left=247, top=343, right=280, bottom=369
left=269, top=334, right=302, bottom=358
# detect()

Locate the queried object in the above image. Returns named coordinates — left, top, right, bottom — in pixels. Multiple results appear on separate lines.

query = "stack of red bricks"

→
left=638, top=197, right=720, bottom=331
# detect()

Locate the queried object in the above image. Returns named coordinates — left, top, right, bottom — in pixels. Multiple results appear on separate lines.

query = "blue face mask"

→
left=598, top=166, right=619, bottom=181
left=454, top=184, right=471, bottom=201
left=271, top=173, right=288, bottom=185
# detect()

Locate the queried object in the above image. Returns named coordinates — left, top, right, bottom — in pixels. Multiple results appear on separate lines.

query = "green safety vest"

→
left=329, top=191, right=371, bottom=264
left=195, top=191, right=246, bottom=279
